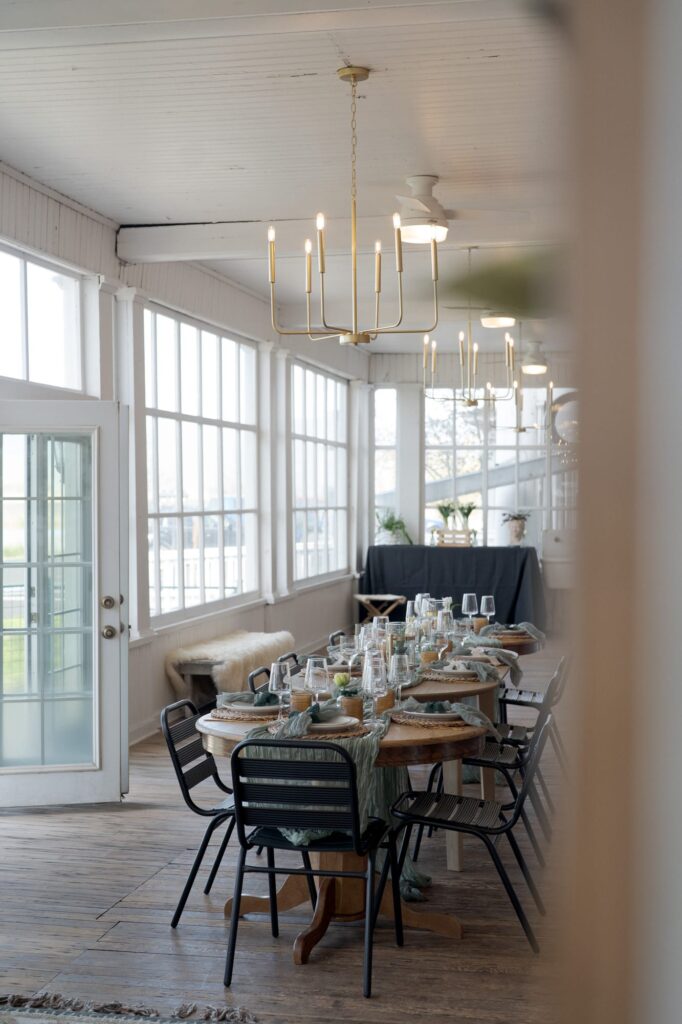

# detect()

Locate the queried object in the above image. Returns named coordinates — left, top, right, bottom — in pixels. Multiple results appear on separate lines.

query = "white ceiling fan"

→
left=395, top=174, right=531, bottom=245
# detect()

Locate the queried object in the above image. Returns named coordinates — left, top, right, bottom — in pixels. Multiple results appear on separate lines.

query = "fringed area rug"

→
left=0, top=995, right=258, bottom=1024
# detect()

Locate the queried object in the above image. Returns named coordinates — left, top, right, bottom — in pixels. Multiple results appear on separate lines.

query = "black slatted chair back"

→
left=230, top=738, right=362, bottom=852
left=328, top=630, right=345, bottom=647
left=276, top=651, right=301, bottom=676
left=161, top=699, right=230, bottom=816
left=513, top=717, right=553, bottom=822
left=247, top=666, right=270, bottom=694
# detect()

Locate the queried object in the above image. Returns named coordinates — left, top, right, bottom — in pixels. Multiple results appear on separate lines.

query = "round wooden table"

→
left=498, top=635, right=540, bottom=656
left=197, top=713, right=487, bottom=962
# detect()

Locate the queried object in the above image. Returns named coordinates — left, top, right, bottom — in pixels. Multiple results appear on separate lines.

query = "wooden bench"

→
left=353, top=593, right=406, bottom=623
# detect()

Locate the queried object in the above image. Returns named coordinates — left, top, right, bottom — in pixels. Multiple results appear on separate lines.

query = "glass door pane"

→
left=1, top=432, right=94, bottom=769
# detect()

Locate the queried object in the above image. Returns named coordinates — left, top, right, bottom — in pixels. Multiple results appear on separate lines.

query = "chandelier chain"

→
left=350, top=75, right=357, bottom=202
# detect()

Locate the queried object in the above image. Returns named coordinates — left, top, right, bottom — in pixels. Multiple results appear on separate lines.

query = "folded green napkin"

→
left=217, top=690, right=279, bottom=707
left=457, top=644, right=523, bottom=687
left=400, top=696, right=501, bottom=739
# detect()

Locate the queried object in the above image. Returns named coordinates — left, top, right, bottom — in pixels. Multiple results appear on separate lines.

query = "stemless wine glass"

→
left=437, top=608, right=454, bottom=635
left=462, top=593, right=479, bottom=628
left=480, top=595, right=496, bottom=624
left=373, top=614, right=389, bottom=636
left=389, top=653, right=411, bottom=706
left=405, top=600, right=416, bottom=623
left=268, top=662, right=291, bottom=720
left=362, top=651, right=387, bottom=722
left=305, top=657, right=329, bottom=704
left=415, top=593, right=430, bottom=616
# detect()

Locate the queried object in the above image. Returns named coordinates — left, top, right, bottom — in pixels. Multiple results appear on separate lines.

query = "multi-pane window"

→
left=0, top=247, right=81, bottom=390
left=144, top=307, right=258, bottom=617
left=424, top=385, right=577, bottom=548
left=373, top=388, right=397, bottom=513
left=291, top=363, right=348, bottom=581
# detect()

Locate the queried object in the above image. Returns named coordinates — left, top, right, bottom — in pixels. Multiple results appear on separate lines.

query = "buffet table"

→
left=360, top=544, right=546, bottom=627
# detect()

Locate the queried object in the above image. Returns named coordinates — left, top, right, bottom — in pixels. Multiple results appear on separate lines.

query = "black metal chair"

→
left=246, top=665, right=270, bottom=693
left=499, top=655, right=570, bottom=774
left=328, top=629, right=345, bottom=646
left=224, top=738, right=404, bottom=998
left=393, top=718, right=553, bottom=953
left=160, top=699, right=235, bottom=928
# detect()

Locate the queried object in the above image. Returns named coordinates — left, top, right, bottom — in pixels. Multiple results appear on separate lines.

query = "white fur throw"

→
left=165, top=629, right=295, bottom=697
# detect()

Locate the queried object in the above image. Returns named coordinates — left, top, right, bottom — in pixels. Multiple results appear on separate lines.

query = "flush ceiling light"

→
left=480, top=311, right=517, bottom=328
left=395, top=176, right=449, bottom=244
left=267, top=68, right=440, bottom=346
left=521, top=338, right=549, bottom=375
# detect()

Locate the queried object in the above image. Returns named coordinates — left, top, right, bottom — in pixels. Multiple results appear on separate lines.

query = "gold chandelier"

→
left=423, top=248, right=514, bottom=405
left=267, top=66, right=439, bottom=346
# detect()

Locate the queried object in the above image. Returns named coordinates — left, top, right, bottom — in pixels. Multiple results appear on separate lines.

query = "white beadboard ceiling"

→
left=0, top=0, right=567, bottom=353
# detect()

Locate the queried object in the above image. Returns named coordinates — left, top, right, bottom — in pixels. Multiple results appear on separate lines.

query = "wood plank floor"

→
left=0, top=645, right=564, bottom=1024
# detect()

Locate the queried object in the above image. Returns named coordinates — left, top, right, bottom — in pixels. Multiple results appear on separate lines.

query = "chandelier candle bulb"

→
left=304, top=238, right=312, bottom=293
left=423, top=334, right=429, bottom=370
left=393, top=212, right=403, bottom=273
left=431, top=338, right=437, bottom=374
left=267, top=226, right=276, bottom=283
left=316, top=213, right=326, bottom=274
left=375, top=240, right=382, bottom=293
left=458, top=330, right=465, bottom=367
left=473, top=342, right=479, bottom=377
left=430, top=237, right=439, bottom=281
left=509, top=337, right=515, bottom=370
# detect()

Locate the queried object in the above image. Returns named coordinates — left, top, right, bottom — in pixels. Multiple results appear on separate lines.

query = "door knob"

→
left=101, top=625, right=117, bottom=639
left=100, top=595, right=116, bottom=609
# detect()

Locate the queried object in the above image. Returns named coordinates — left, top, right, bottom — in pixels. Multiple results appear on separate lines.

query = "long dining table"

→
left=196, top=666, right=509, bottom=961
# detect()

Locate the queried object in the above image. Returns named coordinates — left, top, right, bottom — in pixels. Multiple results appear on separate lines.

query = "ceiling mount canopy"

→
left=267, top=64, right=440, bottom=346
left=396, top=175, right=449, bottom=244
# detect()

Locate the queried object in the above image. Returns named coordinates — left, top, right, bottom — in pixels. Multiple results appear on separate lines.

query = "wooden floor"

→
left=0, top=645, right=564, bottom=1024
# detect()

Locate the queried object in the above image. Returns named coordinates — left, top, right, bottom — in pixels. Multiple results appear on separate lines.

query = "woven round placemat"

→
left=210, top=705, right=279, bottom=723
left=266, top=721, right=371, bottom=740
left=417, top=671, right=478, bottom=683
left=390, top=710, right=467, bottom=729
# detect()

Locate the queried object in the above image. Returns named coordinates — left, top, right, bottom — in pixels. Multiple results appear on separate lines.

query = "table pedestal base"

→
left=223, top=850, right=463, bottom=963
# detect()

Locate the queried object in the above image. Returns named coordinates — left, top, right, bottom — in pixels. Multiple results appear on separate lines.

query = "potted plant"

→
left=502, top=511, right=531, bottom=545
left=456, top=501, right=477, bottom=530
left=435, top=500, right=457, bottom=527
left=375, top=509, right=413, bottom=545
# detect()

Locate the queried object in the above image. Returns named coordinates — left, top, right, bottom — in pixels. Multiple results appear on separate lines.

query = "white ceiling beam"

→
left=0, top=0, right=517, bottom=49
left=117, top=215, right=553, bottom=264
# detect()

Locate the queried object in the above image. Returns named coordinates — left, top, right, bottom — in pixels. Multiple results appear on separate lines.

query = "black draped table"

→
left=359, top=544, right=546, bottom=629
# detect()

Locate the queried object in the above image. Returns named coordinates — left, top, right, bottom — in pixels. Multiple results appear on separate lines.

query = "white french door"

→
left=0, top=401, right=127, bottom=807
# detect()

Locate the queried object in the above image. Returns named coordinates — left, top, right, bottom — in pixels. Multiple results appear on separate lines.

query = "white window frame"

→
left=0, top=241, right=86, bottom=396
left=143, top=302, right=261, bottom=627
left=371, top=385, right=398, bottom=532
left=423, top=384, right=577, bottom=547
left=290, top=360, right=350, bottom=586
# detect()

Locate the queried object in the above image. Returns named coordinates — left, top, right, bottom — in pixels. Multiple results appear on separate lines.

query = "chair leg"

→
left=301, top=851, right=317, bottom=909
left=224, top=846, right=246, bottom=986
left=483, top=836, right=539, bottom=953
left=363, top=851, right=377, bottom=998
left=498, top=700, right=508, bottom=725
left=528, top=782, right=553, bottom=841
left=172, top=816, right=222, bottom=928
left=536, top=765, right=555, bottom=815
left=388, top=834, right=404, bottom=947
left=398, top=823, right=413, bottom=875
left=505, top=829, right=545, bottom=915
left=520, top=807, right=546, bottom=867
left=204, top=817, right=235, bottom=894
left=266, top=848, right=279, bottom=937
left=550, top=721, right=569, bottom=777
left=412, top=823, right=426, bottom=861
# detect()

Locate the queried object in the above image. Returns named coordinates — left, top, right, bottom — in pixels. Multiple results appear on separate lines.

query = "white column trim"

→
left=257, top=340, right=275, bottom=603
left=350, top=379, right=371, bottom=575
left=273, top=346, right=292, bottom=597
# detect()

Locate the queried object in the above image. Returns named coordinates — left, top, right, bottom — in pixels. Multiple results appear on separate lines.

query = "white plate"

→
left=308, top=715, right=358, bottom=734
left=399, top=709, right=463, bottom=723
left=426, top=666, right=478, bottom=679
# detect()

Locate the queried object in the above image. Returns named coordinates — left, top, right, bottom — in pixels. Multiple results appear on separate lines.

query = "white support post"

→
left=258, top=340, right=275, bottom=603
left=396, top=382, right=424, bottom=545
left=350, top=379, right=370, bottom=574
left=273, top=346, right=292, bottom=597
left=115, top=287, right=151, bottom=640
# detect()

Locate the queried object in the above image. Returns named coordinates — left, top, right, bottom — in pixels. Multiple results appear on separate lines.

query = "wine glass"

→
left=373, top=614, right=389, bottom=637
left=480, top=595, right=496, bottom=625
left=362, top=651, right=387, bottom=722
left=389, top=653, right=411, bottom=706
left=305, top=657, right=329, bottom=705
left=268, top=662, right=291, bottom=720
left=462, top=593, right=478, bottom=629
left=405, top=600, right=416, bottom=623
left=415, top=592, right=430, bottom=616
left=437, top=608, right=454, bottom=635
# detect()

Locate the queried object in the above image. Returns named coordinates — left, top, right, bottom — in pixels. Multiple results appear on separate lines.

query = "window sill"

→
left=288, top=571, right=355, bottom=596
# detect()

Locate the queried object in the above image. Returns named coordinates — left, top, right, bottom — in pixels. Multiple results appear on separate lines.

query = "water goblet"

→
left=305, top=657, right=329, bottom=705
left=462, top=593, right=479, bottom=629
left=480, top=595, right=496, bottom=625
left=268, top=662, right=291, bottom=720
left=388, top=653, right=411, bottom=706
left=362, top=651, right=387, bottom=722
